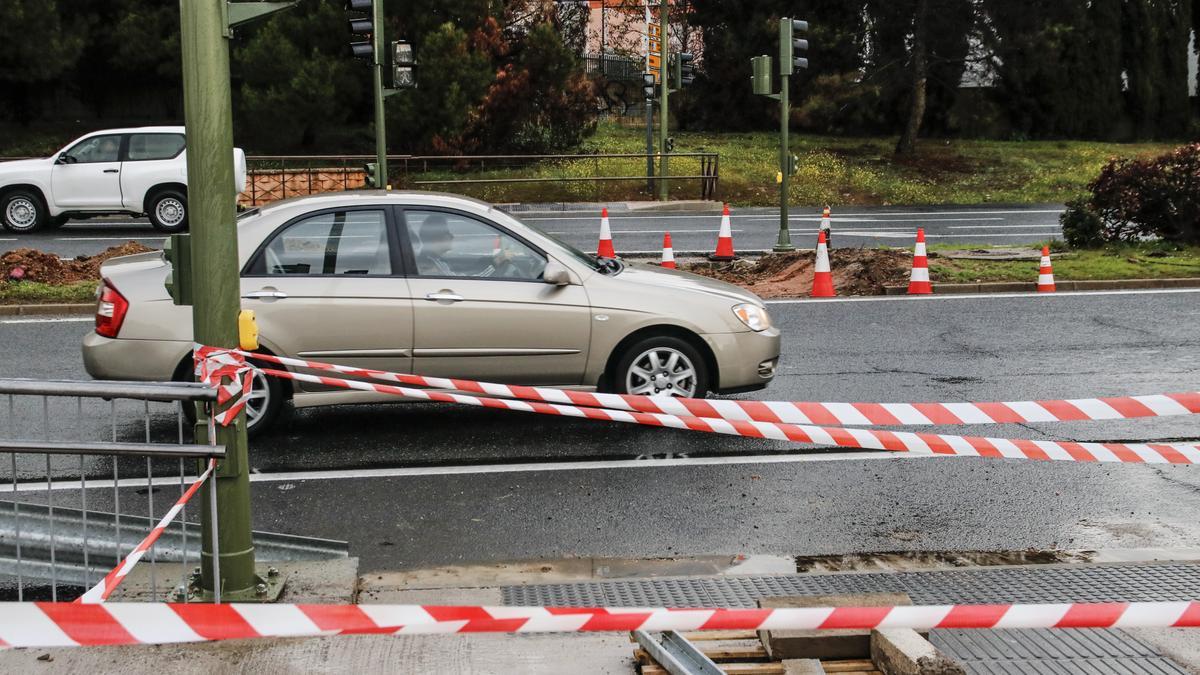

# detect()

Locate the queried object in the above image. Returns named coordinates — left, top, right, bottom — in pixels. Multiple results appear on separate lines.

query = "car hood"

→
left=0, top=157, right=49, bottom=176
left=611, top=262, right=766, bottom=306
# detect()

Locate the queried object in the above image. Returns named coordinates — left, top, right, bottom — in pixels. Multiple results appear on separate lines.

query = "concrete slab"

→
left=758, top=593, right=914, bottom=661
left=110, top=557, right=360, bottom=603
left=871, top=629, right=964, bottom=675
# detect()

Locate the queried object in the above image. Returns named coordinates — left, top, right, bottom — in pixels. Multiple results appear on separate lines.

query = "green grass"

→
left=0, top=281, right=97, bottom=305
left=398, top=122, right=1176, bottom=206
left=930, top=244, right=1200, bottom=284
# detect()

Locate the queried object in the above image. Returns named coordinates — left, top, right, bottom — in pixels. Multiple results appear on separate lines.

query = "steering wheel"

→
left=265, top=247, right=285, bottom=274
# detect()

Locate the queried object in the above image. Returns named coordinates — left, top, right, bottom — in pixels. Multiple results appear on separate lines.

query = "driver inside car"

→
left=415, top=214, right=515, bottom=278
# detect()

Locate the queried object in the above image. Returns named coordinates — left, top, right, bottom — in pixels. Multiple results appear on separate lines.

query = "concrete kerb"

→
left=882, top=278, right=1200, bottom=295
left=0, top=303, right=94, bottom=316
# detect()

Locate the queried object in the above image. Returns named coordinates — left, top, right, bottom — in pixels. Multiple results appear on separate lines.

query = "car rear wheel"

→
left=45, top=215, right=69, bottom=229
left=2, top=190, right=46, bottom=233
left=147, top=190, right=188, bottom=232
left=179, top=358, right=285, bottom=437
left=612, top=336, right=709, bottom=398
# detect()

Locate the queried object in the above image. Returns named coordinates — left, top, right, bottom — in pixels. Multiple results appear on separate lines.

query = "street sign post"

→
left=657, top=0, right=670, bottom=201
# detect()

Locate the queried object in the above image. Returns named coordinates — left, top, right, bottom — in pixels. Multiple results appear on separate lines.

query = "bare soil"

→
left=1, top=242, right=153, bottom=284
left=682, top=249, right=912, bottom=298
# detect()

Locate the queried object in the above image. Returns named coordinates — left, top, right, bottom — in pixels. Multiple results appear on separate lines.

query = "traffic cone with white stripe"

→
left=597, top=208, right=616, bottom=258
left=811, top=230, right=835, bottom=297
left=907, top=228, right=932, bottom=295
left=708, top=203, right=736, bottom=261
left=660, top=232, right=676, bottom=269
left=819, top=206, right=832, bottom=247
left=1038, top=245, right=1056, bottom=293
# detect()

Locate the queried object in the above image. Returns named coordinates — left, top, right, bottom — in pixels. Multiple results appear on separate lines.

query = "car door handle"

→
left=242, top=290, right=288, bottom=299
left=103, top=169, right=119, bottom=173
left=425, top=292, right=464, bottom=303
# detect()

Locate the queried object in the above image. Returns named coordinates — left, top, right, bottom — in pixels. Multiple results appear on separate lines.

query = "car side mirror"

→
left=543, top=261, right=570, bottom=286
left=56, top=153, right=74, bottom=165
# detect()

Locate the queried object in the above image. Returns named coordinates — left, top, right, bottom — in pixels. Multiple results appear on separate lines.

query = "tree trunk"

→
left=895, top=0, right=929, bottom=155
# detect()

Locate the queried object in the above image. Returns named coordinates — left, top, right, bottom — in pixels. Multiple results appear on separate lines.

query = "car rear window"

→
left=127, top=134, right=185, bottom=161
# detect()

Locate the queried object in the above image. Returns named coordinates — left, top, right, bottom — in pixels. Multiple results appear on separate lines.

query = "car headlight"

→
left=732, top=303, right=771, bottom=331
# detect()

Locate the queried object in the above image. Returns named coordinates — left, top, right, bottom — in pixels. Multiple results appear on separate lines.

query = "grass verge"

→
left=0, top=281, right=97, bottom=305
left=930, top=244, right=1200, bottom=284
left=397, top=122, right=1175, bottom=206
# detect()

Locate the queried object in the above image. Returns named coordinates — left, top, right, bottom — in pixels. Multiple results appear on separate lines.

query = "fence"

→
left=0, top=379, right=222, bottom=602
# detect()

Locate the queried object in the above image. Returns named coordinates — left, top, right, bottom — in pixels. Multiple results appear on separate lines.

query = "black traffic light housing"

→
left=346, top=0, right=374, bottom=60
left=393, top=40, right=416, bottom=88
left=675, top=52, right=695, bottom=88
left=642, top=72, right=656, bottom=100
left=364, top=162, right=380, bottom=188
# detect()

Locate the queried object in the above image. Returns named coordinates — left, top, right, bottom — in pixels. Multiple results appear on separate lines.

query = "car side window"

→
left=66, top=135, right=122, bottom=163
left=254, top=210, right=392, bottom=276
left=404, top=210, right=547, bottom=281
left=127, top=134, right=185, bottom=161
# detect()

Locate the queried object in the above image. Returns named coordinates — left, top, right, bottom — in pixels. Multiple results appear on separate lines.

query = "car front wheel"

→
left=147, top=190, right=188, bottom=232
left=612, top=336, right=709, bottom=398
left=2, top=190, right=46, bottom=233
left=179, top=359, right=285, bottom=437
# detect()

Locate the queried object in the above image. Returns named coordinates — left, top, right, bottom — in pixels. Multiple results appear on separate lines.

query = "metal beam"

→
left=0, top=440, right=224, bottom=459
left=633, top=630, right=724, bottom=675
left=0, top=379, right=216, bottom=403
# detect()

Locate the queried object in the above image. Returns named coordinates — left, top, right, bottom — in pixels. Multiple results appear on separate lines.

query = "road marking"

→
left=516, top=209, right=1065, bottom=221
left=829, top=232, right=1062, bottom=239
left=948, top=224, right=1062, bottom=230
left=751, top=217, right=1008, bottom=223
left=0, top=317, right=93, bottom=325
left=764, top=287, right=1200, bottom=305
left=547, top=228, right=746, bottom=235
left=55, top=236, right=165, bottom=242
left=9, top=451, right=937, bottom=492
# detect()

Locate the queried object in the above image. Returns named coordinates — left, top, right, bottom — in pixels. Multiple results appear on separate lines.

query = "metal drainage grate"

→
left=501, top=563, right=1200, bottom=675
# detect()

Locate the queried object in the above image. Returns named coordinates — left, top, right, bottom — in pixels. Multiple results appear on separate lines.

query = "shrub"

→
left=1061, top=144, right=1200, bottom=246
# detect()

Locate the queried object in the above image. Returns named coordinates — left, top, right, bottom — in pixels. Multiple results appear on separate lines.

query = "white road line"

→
left=516, top=209, right=1065, bottom=221
left=948, top=224, right=1062, bottom=230
left=10, top=451, right=932, bottom=492
left=0, top=317, right=93, bottom=324
left=764, top=287, right=1200, bottom=305
left=55, top=236, right=165, bottom=242
left=750, top=217, right=1008, bottom=223
left=547, top=229, right=746, bottom=235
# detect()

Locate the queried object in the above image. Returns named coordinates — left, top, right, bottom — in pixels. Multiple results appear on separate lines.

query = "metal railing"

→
left=243, top=151, right=720, bottom=204
left=0, top=378, right=221, bottom=602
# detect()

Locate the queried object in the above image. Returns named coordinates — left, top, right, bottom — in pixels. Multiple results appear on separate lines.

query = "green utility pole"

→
left=657, top=0, right=669, bottom=201
left=371, top=0, right=388, bottom=187
left=180, top=0, right=257, bottom=600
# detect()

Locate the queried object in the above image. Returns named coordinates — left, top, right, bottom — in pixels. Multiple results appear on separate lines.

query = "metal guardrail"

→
left=243, top=152, right=720, bottom=203
left=0, top=378, right=221, bottom=602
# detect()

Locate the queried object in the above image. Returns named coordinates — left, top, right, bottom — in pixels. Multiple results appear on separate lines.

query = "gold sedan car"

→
left=82, top=192, right=781, bottom=433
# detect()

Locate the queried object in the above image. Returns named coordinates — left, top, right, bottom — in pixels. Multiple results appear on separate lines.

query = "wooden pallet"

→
left=633, top=630, right=882, bottom=675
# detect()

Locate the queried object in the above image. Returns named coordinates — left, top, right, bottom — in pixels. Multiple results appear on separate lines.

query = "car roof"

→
left=81, top=126, right=186, bottom=136
left=250, top=190, right=503, bottom=220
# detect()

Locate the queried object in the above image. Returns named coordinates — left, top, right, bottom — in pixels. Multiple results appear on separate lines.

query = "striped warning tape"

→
left=193, top=346, right=253, bottom=427
left=258, top=366, right=1200, bottom=464
left=3, top=601, right=1199, bottom=647
left=75, top=460, right=216, bottom=604
left=223, top=349, right=1200, bottom=427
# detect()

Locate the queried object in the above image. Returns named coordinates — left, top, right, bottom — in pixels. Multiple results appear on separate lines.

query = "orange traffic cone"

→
left=709, top=204, right=736, bottom=261
left=811, top=230, right=835, bottom=297
left=1038, top=245, right=1056, bottom=293
left=907, top=228, right=932, bottom=295
left=819, top=206, right=832, bottom=247
left=660, top=232, right=676, bottom=269
left=597, top=207, right=616, bottom=258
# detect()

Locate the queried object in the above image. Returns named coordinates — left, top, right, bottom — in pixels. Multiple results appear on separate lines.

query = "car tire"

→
left=2, top=190, right=47, bottom=233
left=147, top=190, right=188, bottom=233
left=45, top=215, right=69, bottom=229
left=611, top=335, right=709, bottom=398
left=178, top=357, right=286, bottom=438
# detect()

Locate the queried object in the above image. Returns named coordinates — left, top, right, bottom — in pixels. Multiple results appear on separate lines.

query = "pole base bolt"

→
left=256, top=583, right=269, bottom=595
left=267, top=567, right=280, bottom=577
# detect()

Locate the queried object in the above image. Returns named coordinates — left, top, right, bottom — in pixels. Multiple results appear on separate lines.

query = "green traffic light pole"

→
left=774, top=18, right=794, bottom=252
left=657, top=0, right=669, bottom=201
left=372, top=0, right=388, bottom=187
left=180, top=0, right=294, bottom=602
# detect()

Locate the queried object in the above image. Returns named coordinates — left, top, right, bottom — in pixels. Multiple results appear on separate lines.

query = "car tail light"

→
left=95, top=279, right=129, bottom=338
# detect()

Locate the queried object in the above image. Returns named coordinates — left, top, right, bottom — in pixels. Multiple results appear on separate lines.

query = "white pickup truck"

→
left=0, top=126, right=247, bottom=234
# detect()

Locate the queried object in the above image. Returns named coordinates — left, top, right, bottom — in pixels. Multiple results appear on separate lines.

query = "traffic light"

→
left=676, top=52, right=695, bottom=87
left=364, top=162, right=379, bottom=188
left=751, top=55, right=772, bottom=95
left=788, top=153, right=800, bottom=176
left=780, top=18, right=809, bottom=75
left=163, top=233, right=192, bottom=306
left=392, top=40, right=416, bottom=88
left=642, top=72, right=656, bottom=100
left=665, top=137, right=675, bottom=152
left=346, top=0, right=374, bottom=60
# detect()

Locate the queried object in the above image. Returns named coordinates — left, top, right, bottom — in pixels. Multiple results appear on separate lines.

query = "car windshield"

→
left=512, top=215, right=623, bottom=275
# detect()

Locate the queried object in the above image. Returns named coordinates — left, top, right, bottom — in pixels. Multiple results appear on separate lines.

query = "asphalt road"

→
left=2, top=289, right=1198, bottom=572
left=1, top=203, right=1065, bottom=258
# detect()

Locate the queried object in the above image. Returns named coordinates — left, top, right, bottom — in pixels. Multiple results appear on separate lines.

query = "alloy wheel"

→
left=625, top=347, right=698, bottom=397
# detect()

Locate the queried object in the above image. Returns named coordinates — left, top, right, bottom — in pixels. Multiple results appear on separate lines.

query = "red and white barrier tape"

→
left=193, top=345, right=253, bottom=427
left=223, top=349, right=1200, bottom=427
left=258, top=366, right=1200, bottom=464
left=76, top=459, right=216, bottom=604
left=3, top=600, right=1200, bottom=647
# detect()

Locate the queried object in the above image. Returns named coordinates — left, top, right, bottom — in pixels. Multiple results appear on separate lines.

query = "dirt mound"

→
left=683, top=249, right=912, bottom=298
left=2, top=242, right=153, bottom=285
